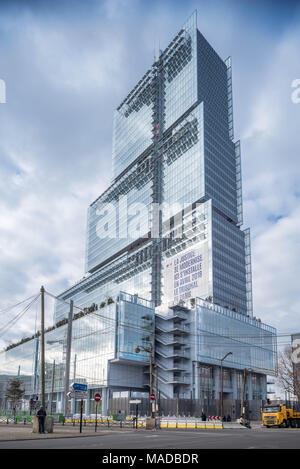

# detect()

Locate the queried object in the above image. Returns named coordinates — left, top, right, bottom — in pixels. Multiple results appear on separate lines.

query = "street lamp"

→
left=220, top=352, right=233, bottom=420
left=135, top=342, right=154, bottom=418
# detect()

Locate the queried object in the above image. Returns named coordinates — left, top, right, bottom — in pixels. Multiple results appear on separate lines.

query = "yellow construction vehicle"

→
left=261, top=403, right=300, bottom=428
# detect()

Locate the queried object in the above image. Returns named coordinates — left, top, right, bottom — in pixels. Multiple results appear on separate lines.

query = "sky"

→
left=0, top=0, right=300, bottom=356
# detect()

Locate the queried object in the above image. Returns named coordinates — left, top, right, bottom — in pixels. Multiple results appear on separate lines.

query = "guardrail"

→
left=159, top=419, right=223, bottom=429
left=0, top=414, right=223, bottom=430
left=63, top=416, right=223, bottom=430
left=64, top=416, right=140, bottom=428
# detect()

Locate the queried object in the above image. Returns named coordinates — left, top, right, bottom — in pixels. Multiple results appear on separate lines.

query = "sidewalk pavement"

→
left=0, top=420, right=264, bottom=442
left=0, top=424, right=132, bottom=442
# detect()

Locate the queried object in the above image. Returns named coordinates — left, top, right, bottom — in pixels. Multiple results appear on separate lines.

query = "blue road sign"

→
left=71, top=382, right=88, bottom=392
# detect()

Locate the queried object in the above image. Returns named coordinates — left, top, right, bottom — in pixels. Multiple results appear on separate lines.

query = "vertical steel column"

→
left=50, top=360, right=55, bottom=415
left=40, top=286, right=45, bottom=409
left=151, top=54, right=165, bottom=306
left=64, top=300, right=73, bottom=416
left=32, top=337, right=39, bottom=397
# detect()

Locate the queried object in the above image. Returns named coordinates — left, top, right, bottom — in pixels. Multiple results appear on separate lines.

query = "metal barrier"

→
left=64, top=416, right=137, bottom=428
left=50, top=415, right=223, bottom=430
left=159, top=419, right=223, bottom=429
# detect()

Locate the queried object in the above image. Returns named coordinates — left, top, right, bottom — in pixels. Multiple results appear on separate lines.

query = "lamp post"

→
left=135, top=342, right=154, bottom=417
left=220, top=352, right=233, bottom=420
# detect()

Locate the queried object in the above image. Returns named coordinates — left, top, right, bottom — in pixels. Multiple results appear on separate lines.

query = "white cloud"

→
left=0, top=0, right=300, bottom=352
left=252, top=206, right=300, bottom=332
left=239, top=22, right=300, bottom=335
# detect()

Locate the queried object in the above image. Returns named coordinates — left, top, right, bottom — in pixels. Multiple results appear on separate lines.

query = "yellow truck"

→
left=262, top=404, right=300, bottom=428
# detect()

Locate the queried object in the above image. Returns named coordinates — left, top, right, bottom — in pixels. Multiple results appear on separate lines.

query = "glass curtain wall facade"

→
left=0, top=11, right=277, bottom=408
left=55, top=11, right=252, bottom=322
left=0, top=293, right=155, bottom=413
left=0, top=12, right=278, bottom=413
left=155, top=299, right=276, bottom=399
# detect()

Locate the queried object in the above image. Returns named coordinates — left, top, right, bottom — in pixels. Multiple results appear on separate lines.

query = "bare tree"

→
left=277, top=346, right=300, bottom=401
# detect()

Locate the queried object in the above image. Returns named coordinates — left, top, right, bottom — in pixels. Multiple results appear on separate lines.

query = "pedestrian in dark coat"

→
left=37, top=406, right=47, bottom=434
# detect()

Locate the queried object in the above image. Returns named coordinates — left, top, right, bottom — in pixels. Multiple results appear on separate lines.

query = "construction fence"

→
left=108, top=397, right=267, bottom=421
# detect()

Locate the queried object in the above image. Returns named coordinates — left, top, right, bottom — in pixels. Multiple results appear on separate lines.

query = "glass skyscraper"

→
left=52, top=11, right=276, bottom=402
left=0, top=12, right=276, bottom=413
left=55, top=12, right=252, bottom=321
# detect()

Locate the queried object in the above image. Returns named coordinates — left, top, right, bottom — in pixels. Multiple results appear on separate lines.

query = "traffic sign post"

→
left=135, top=404, right=138, bottom=429
left=130, top=399, right=141, bottom=430
left=69, top=384, right=88, bottom=434
left=150, top=394, right=156, bottom=415
left=94, top=393, right=101, bottom=432
left=79, top=399, right=83, bottom=434
left=67, top=391, right=88, bottom=399
left=95, top=403, right=98, bottom=432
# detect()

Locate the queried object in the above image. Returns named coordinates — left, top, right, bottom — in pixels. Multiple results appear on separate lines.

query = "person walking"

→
left=36, top=405, right=47, bottom=434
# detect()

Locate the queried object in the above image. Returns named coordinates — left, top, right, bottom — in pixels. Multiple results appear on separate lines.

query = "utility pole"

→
left=64, top=300, right=73, bottom=417
left=220, top=352, right=232, bottom=420
left=207, top=367, right=211, bottom=416
left=135, top=342, right=154, bottom=418
left=50, top=360, right=55, bottom=415
left=40, top=286, right=45, bottom=409
left=220, top=363, right=223, bottom=418
left=71, top=354, right=77, bottom=414
left=73, top=354, right=77, bottom=381
left=155, top=364, right=158, bottom=418
left=148, top=342, right=155, bottom=418
left=149, top=342, right=153, bottom=396
left=241, top=368, right=247, bottom=418
left=33, top=337, right=39, bottom=398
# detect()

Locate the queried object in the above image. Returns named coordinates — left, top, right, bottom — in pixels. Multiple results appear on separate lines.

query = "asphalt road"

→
left=0, top=428, right=299, bottom=449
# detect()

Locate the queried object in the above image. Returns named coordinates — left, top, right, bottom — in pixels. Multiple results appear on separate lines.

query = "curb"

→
left=0, top=431, right=127, bottom=443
